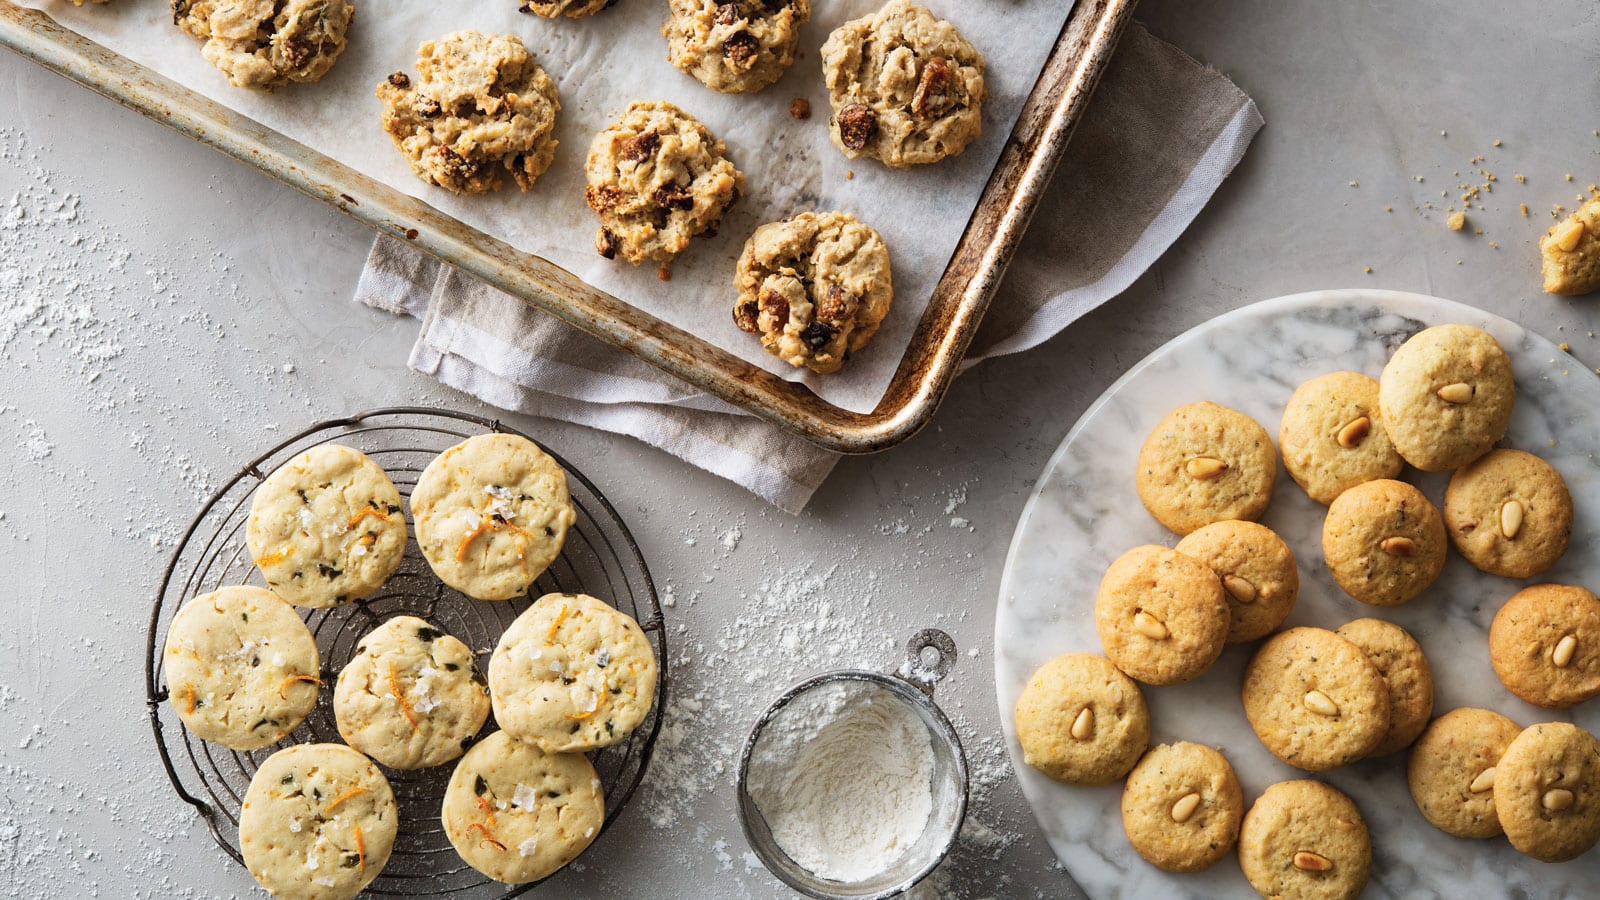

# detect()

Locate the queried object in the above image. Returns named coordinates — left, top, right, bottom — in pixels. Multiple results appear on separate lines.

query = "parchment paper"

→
left=26, top=0, right=1075, bottom=413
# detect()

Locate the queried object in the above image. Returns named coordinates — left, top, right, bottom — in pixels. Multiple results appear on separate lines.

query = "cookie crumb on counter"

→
left=1559, top=342, right=1572, bottom=353
left=1364, top=266, right=1373, bottom=274
left=1521, top=204, right=1530, bottom=217
left=1447, top=211, right=1466, bottom=231
left=845, top=170, right=854, bottom=180
left=789, top=98, right=811, bottom=120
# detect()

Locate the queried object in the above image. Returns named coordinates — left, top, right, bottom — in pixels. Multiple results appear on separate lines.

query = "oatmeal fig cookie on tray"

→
left=173, top=0, right=354, bottom=91
left=663, top=0, right=812, bottom=94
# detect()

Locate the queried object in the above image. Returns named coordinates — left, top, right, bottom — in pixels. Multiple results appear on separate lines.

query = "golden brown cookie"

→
left=1175, top=520, right=1298, bottom=643
left=1278, top=371, right=1404, bottom=505
left=663, top=0, right=811, bottom=94
left=1321, top=479, right=1447, bottom=606
left=175, top=0, right=353, bottom=91
left=1445, top=449, right=1573, bottom=579
left=1238, top=780, right=1371, bottom=900
left=1095, top=545, right=1230, bottom=686
left=1489, top=583, right=1600, bottom=708
left=1335, top=618, right=1433, bottom=757
left=1494, top=721, right=1600, bottom=862
left=1377, top=323, right=1515, bottom=472
left=1406, top=707, right=1522, bottom=839
left=1120, top=741, right=1243, bottom=873
left=1241, top=627, right=1390, bottom=771
left=1540, top=195, right=1600, bottom=295
left=1013, top=653, right=1150, bottom=786
left=1135, top=401, right=1277, bottom=535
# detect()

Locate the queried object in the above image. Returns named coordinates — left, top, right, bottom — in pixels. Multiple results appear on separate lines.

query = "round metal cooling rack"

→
left=144, top=407, right=667, bottom=897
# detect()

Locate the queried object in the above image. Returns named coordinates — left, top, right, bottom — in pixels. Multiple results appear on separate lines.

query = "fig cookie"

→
left=664, top=0, right=812, bottom=94
left=1278, top=371, right=1403, bottom=505
left=1095, top=546, right=1230, bottom=686
left=820, top=0, right=986, bottom=168
left=732, top=211, right=893, bottom=375
left=334, top=616, right=491, bottom=770
left=1540, top=195, right=1600, bottom=295
left=1238, top=780, right=1372, bottom=900
left=173, top=0, right=353, bottom=91
left=1488, top=583, right=1600, bottom=709
left=1335, top=618, right=1433, bottom=757
left=376, top=31, right=561, bottom=195
left=1013, top=653, right=1150, bottom=786
left=411, top=433, right=576, bottom=602
left=1321, top=479, right=1447, bottom=607
left=585, top=101, right=744, bottom=270
left=1174, top=520, right=1298, bottom=644
left=162, top=586, right=320, bottom=751
left=1120, top=742, right=1243, bottom=873
left=516, top=0, right=614, bottom=18
left=1135, top=401, right=1278, bottom=535
left=1378, top=323, right=1515, bottom=472
left=1445, top=448, right=1573, bottom=579
left=1494, top=721, right=1600, bottom=863
left=1407, top=707, right=1522, bottom=839
left=489, top=593, right=659, bottom=753
left=247, top=444, right=406, bottom=609
left=1241, top=627, right=1391, bottom=771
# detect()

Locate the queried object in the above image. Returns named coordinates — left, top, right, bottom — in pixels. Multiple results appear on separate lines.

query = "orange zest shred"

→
left=546, top=604, right=570, bottom=642
left=321, top=786, right=368, bottom=815
left=563, top=689, right=608, bottom=721
left=345, top=507, right=390, bottom=530
left=466, top=821, right=505, bottom=851
left=255, top=547, right=293, bottom=567
left=183, top=683, right=197, bottom=715
left=455, top=515, right=538, bottom=563
left=475, top=796, right=497, bottom=825
left=388, top=663, right=420, bottom=730
left=480, top=837, right=507, bottom=852
left=277, top=674, right=321, bottom=699
left=354, top=824, right=366, bottom=873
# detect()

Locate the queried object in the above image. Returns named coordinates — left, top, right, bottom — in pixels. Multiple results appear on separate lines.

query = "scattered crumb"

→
left=788, top=98, right=811, bottom=121
left=657, top=263, right=672, bottom=282
left=1384, top=205, right=1393, bottom=213
left=1493, top=139, right=1503, bottom=147
left=1363, top=266, right=1373, bottom=274
left=1515, top=174, right=1526, bottom=184
left=1567, top=174, right=1575, bottom=182
left=845, top=170, right=854, bottom=180
left=1521, top=204, right=1529, bottom=217
left=1559, top=343, right=1572, bottom=353
left=1348, top=181, right=1359, bottom=188
left=1446, top=211, right=1466, bottom=231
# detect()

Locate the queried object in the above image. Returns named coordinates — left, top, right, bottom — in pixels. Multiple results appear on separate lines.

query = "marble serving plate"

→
left=995, top=290, right=1600, bottom=898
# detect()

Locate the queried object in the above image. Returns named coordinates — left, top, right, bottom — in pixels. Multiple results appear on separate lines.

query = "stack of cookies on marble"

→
left=160, top=433, right=658, bottom=900
left=1014, top=323, right=1600, bottom=899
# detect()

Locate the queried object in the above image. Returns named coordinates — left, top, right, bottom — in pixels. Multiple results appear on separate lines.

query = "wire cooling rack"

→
left=144, top=408, right=667, bottom=897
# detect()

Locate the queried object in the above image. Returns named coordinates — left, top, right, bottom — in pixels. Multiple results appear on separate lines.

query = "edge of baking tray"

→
left=0, top=0, right=1137, bottom=453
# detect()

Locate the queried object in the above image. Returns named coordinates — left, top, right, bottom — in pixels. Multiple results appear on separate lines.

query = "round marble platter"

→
left=994, top=290, right=1600, bottom=898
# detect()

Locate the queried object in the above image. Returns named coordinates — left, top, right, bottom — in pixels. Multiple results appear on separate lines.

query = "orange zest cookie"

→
left=321, top=785, right=368, bottom=815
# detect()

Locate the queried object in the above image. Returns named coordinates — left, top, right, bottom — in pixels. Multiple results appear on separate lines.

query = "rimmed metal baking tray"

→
left=0, top=0, right=1137, bottom=453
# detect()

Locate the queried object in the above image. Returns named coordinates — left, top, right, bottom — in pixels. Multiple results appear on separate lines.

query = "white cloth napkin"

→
left=355, top=24, right=1264, bottom=513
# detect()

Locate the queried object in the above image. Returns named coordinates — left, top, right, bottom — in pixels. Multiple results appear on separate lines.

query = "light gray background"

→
left=1, top=1, right=1596, bottom=898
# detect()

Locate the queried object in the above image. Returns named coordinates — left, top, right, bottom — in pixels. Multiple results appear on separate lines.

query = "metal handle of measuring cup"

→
left=893, top=628, right=957, bottom=698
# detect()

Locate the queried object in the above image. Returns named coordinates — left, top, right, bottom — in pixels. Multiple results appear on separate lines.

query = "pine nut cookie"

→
left=1406, top=707, right=1522, bottom=839
left=376, top=31, right=562, bottom=195
left=664, top=0, right=811, bottom=94
left=334, top=616, right=490, bottom=770
left=1135, top=401, right=1277, bottom=535
left=1540, top=196, right=1600, bottom=295
left=1321, top=479, right=1447, bottom=606
left=1013, top=653, right=1150, bottom=786
left=489, top=593, right=658, bottom=753
left=585, top=101, right=744, bottom=269
left=239, top=743, right=398, bottom=900
left=1175, top=520, right=1298, bottom=643
left=247, top=444, right=406, bottom=609
left=1120, top=741, right=1243, bottom=873
left=1445, top=449, right=1573, bottom=579
left=1095, top=545, right=1230, bottom=686
left=1238, top=780, right=1371, bottom=900
left=517, top=0, right=614, bottom=18
left=820, top=0, right=986, bottom=169
left=732, top=211, right=893, bottom=374
left=1278, top=371, right=1403, bottom=505
left=1488, top=583, right=1600, bottom=708
left=1335, top=618, right=1433, bottom=757
left=1242, top=627, right=1391, bottom=771
left=173, top=0, right=353, bottom=91
left=441, top=730, right=605, bottom=883
left=1377, top=323, right=1515, bottom=472
left=162, top=586, right=320, bottom=751
left=411, top=433, right=576, bottom=602
left=1494, top=721, right=1600, bottom=862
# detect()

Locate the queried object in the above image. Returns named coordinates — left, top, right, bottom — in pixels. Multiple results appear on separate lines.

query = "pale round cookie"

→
left=1540, top=195, right=1600, bottom=296
left=1278, top=371, right=1404, bottom=505
left=442, top=730, right=605, bottom=883
left=1378, top=323, right=1515, bottom=472
left=162, top=586, right=320, bottom=751
left=1488, top=583, right=1600, bottom=708
left=376, top=31, right=562, bottom=195
left=247, top=444, right=407, bottom=609
left=1241, top=627, right=1390, bottom=771
left=1321, top=479, right=1447, bottom=606
left=1095, top=545, right=1230, bottom=686
left=1335, top=618, right=1433, bottom=757
left=1238, top=780, right=1371, bottom=900
left=239, top=743, right=398, bottom=900
left=1175, top=520, right=1298, bottom=643
left=489, top=593, right=658, bottom=753
left=1406, top=707, right=1522, bottom=839
left=731, top=211, right=893, bottom=375
left=820, top=0, right=986, bottom=169
left=411, top=433, right=576, bottom=602
left=585, top=100, right=744, bottom=269
left=175, top=0, right=353, bottom=91
left=1445, top=449, right=1573, bottom=578
left=334, top=616, right=490, bottom=770
left=1494, top=721, right=1600, bottom=862
left=517, top=0, right=612, bottom=18
left=1013, top=653, right=1150, bottom=786
left=1135, top=401, right=1278, bottom=535
left=663, top=0, right=811, bottom=94
left=1120, top=741, right=1243, bottom=873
